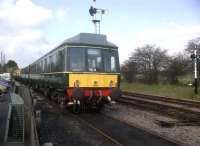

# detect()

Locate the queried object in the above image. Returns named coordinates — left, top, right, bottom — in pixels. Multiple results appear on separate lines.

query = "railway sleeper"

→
left=156, top=120, right=200, bottom=127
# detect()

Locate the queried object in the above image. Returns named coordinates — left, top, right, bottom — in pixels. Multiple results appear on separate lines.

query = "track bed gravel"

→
left=80, top=113, right=179, bottom=146
left=17, top=84, right=193, bottom=146
left=33, top=93, right=117, bottom=146
left=33, top=90, right=179, bottom=146
left=102, top=103, right=200, bottom=146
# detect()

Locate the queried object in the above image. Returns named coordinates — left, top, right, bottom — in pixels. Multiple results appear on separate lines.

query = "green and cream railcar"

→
left=19, top=33, right=121, bottom=111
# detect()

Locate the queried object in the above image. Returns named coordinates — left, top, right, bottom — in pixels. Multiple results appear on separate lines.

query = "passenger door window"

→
left=87, top=49, right=102, bottom=72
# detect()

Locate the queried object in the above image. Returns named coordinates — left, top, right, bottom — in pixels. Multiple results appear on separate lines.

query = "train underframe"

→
left=66, top=88, right=120, bottom=113
left=18, top=79, right=121, bottom=113
left=48, top=87, right=121, bottom=113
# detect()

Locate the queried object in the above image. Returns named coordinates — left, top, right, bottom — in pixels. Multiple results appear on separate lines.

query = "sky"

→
left=0, top=0, right=199, bottom=67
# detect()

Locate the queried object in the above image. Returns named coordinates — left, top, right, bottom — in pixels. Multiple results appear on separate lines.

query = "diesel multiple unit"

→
left=18, top=33, right=121, bottom=112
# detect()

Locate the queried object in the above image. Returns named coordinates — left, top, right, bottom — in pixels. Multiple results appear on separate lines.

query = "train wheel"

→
left=81, top=101, right=87, bottom=113
left=96, top=102, right=104, bottom=113
left=50, top=91, right=56, bottom=101
left=44, top=88, right=50, bottom=97
left=110, top=88, right=122, bottom=100
left=73, top=100, right=81, bottom=114
left=58, top=94, right=66, bottom=108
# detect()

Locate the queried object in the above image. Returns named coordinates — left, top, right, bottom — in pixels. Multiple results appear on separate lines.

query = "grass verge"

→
left=120, top=82, right=200, bottom=101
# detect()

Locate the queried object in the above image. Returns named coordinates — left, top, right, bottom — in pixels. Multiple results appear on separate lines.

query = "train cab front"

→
left=64, top=33, right=121, bottom=112
left=66, top=73, right=121, bottom=110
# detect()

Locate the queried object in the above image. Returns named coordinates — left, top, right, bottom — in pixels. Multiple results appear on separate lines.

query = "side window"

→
left=111, top=56, right=116, bottom=72
left=30, top=65, right=33, bottom=73
left=41, top=60, right=44, bottom=73
left=45, top=58, right=47, bottom=73
left=51, top=54, right=56, bottom=72
left=49, top=55, right=52, bottom=72
left=40, top=61, right=43, bottom=73
left=104, top=49, right=118, bottom=72
left=34, top=64, right=36, bottom=73
left=37, top=62, right=40, bottom=73
left=58, top=49, right=64, bottom=72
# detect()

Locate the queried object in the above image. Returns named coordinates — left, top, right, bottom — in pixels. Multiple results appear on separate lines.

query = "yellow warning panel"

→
left=69, top=73, right=118, bottom=87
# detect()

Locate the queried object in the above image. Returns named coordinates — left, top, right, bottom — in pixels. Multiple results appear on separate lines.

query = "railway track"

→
left=123, top=91, right=200, bottom=108
left=27, top=88, right=118, bottom=146
left=15, top=82, right=183, bottom=146
left=118, top=92, right=200, bottom=126
left=41, top=96, right=181, bottom=146
left=76, top=113, right=182, bottom=146
left=25, top=86, right=181, bottom=146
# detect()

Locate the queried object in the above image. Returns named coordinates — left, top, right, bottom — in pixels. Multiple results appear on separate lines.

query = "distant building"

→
left=12, top=69, right=21, bottom=77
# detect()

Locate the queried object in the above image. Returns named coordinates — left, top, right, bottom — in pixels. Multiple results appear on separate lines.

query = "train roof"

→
left=25, top=33, right=118, bottom=68
left=61, top=33, right=118, bottom=48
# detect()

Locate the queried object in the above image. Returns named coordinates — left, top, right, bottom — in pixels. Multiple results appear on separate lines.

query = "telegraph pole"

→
left=191, top=49, right=198, bottom=94
left=194, top=50, right=198, bottom=94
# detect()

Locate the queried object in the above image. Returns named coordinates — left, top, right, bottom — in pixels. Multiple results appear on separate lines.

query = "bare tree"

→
left=121, top=60, right=137, bottom=83
left=166, top=54, right=189, bottom=84
left=185, top=37, right=200, bottom=54
left=130, top=45, right=167, bottom=84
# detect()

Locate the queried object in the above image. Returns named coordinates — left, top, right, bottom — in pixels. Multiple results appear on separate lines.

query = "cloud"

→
left=54, top=7, right=68, bottom=22
left=0, top=0, right=64, bottom=67
left=135, top=23, right=200, bottom=54
left=0, top=0, right=52, bottom=28
left=0, top=28, right=52, bottom=67
left=108, top=23, right=200, bottom=63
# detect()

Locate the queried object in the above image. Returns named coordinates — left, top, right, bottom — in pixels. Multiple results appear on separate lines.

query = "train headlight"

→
left=74, top=80, right=80, bottom=87
left=93, top=80, right=98, bottom=87
left=109, top=80, right=114, bottom=87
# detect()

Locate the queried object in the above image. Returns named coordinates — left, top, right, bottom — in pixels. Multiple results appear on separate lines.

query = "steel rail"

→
left=27, top=86, right=184, bottom=146
left=32, top=90, right=123, bottom=146
left=32, top=89, right=179, bottom=146
left=118, top=93, right=200, bottom=123
left=123, top=91, right=200, bottom=108
left=68, top=113, right=123, bottom=146
left=102, top=114, right=184, bottom=146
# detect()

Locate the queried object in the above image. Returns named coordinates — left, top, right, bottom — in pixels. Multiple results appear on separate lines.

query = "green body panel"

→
left=27, top=73, right=68, bottom=90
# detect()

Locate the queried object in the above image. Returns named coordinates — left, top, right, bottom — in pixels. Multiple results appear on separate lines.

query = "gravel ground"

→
left=102, top=103, right=200, bottom=146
